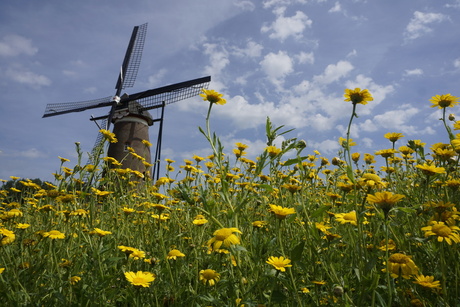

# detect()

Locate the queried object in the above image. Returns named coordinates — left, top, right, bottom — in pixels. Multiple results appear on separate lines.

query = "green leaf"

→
left=394, top=207, right=416, bottom=214
left=290, top=241, right=305, bottom=262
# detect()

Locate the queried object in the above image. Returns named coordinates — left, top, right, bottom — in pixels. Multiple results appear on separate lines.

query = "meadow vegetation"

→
left=1, top=90, right=460, bottom=306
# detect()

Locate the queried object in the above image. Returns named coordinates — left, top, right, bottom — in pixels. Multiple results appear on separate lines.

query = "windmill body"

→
left=42, top=23, right=211, bottom=180
left=107, top=100, right=154, bottom=175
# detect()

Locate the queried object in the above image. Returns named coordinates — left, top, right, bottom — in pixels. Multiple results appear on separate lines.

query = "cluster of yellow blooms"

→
left=1, top=89, right=460, bottom=306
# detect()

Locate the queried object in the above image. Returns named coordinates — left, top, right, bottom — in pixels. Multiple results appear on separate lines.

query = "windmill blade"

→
left=125, top=76, right=211, bottom=111
left=115, top=23, right=148, bottom=96
left=42, top=96, right=113, bottom=118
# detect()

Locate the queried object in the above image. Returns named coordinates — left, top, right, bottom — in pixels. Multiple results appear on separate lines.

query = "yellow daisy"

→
left=266, top=256, right=292, bottom=272
left=383, top=253, right=418, bottom=279
left=269, top=204, right=296, bottom=220
left=167, top=249, right=185, bottom=260
left=199, top=269, right=220, bottom=286
left=344, top=88, right=374, bottom=105
left=124, top=271, right=155, bottom=287
left=421, top=221, right=460, bottom=245
left=42, top=230, right=65, bottom=240
left=429, top=94, right=459, bottom=109
left=334, top=211, right=357, bottom=225
left=207, top=227, right=242, bottom=251
left=200, top=89, right=226, bottom=105
left=413, top=274, right=442, bottom=290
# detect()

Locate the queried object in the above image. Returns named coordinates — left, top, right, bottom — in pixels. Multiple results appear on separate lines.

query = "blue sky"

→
left=1, top=0, right=459, bottom=182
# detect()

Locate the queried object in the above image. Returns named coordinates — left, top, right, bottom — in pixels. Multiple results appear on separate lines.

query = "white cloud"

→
left=310, top=139, right=340, bottom=155
left=347, top=49, right=357, bottom=58
left=6, top=67, right=51, bottom=88
left=373, top=104, right=421, bottom=134
left=260, top=50, right=294, bottom=86
left=232, top=41, right=263, bottom=58
left=0, top=35, right=38, bottom=57
left=454, top=58, right=460, bottom=68
left=404, top=11, right=447, bottom=40
left=234, top=0, right=256, bottom=11
left=147, top=68, right=168, bottom=87
left=19, top=148, right=46, bottom=159
left=404, top=68, right=423, bottom=76
left=295, top=51, right=314, bottom=64
left=262, top=0, right=307, bottom=9
left=203, top=43, right=230, bottom=77
left=359, top=119, right=378, bottom=132
left=313, top=60, right=354, bottom=85
left=328, top=2, right=341, bottom=13
left=261, top=7, right=312, bottom=41
left=361, top=137, right=374, bottom=149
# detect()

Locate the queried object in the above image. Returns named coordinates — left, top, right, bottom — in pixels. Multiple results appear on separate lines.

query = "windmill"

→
left=42, top=23, right=211, bottom=181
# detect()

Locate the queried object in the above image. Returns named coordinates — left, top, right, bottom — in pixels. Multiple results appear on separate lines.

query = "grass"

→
left=1, top=90, right=460, bottom=306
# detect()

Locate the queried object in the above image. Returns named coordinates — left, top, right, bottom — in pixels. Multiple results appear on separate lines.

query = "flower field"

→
left=1, top=90, right=460, bottom=306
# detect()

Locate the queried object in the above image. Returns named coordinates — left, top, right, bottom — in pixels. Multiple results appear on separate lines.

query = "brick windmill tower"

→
left=42, top=23, right=211, bottom=179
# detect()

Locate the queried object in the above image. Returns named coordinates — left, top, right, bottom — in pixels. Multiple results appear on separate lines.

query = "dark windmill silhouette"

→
left=43, top=23, right=211, bottom=180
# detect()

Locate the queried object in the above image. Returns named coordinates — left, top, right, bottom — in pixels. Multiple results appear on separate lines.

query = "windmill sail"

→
left=42, top=96, right=113, bottom=118
left=115, top=23, right=148, bottom=95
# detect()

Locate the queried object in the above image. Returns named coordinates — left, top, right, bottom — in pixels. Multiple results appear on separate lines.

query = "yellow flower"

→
left=334, top=211, right=357, bottom=225
left=15, top=223, right=30, bottom=229
left=0, top=268, right=5, bottom=274
left=122, top=207, right=136, bottom=215
left=167, top=249, right=185, bottom=260
left=200, top=89, right=226, bottom=105
left=42, top=230, right=65, bottom=240
left=235, top=142, right=249, bottom=151
left=6, top=209, right=22, bottom=218
left=375, top=149, right=398, bottom=158
left=413, top=274, right=442, bottom=290
left=344, top=88, right=374, bottom=105
left=58, top=156, right=70, bottom=163
left=359, top=173, right=385, bottom=189
left=118, top=245, right=137, bottom=255
left=252, top=221, right=267, bottom=228
left=124, top=271, right=156, bottom=287
left=416, top=163, right=446, bottom=176
left=207, top=227, right=242, bottom=251
left=351, top=152, right=360, bottom=162
left=429, top=93, right=459, bottom=109
left=1, top=228, right=16, bottom=245
left=281, top=183, right=302, bottom=194
left=70, top=276, right=81, bottom=285
left=89, top=228, right=112, bottom=237
left=339, top=137, right=356, bottom=148
left=129, top=249, right=146, bottom=260
left=421, top=221, right=460, bottom=245
left=384, top=132, right=404, bottom=143
left=366, top=191, right=405, bottom=214
left=266, top=256, right=292, bottom=272
left=265, top=146, right=282, bottom=158
left=383, top=253, right=418, bottom=279
left=70, top=209, right=89, bottom=217
left=269, top=204, right=296, bottom=220
left=192, top=215, right=208, bottom=226
left=315, top=222, right=332, bottom=233
left=142, top=139, right=152, bottom=147
left=199, top=269, right=220, bottom=286
left=99, top=129, right=118, bottom=143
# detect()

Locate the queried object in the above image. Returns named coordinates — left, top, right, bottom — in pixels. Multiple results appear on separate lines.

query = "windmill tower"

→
left=43, top=23, right=211, bottom=180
